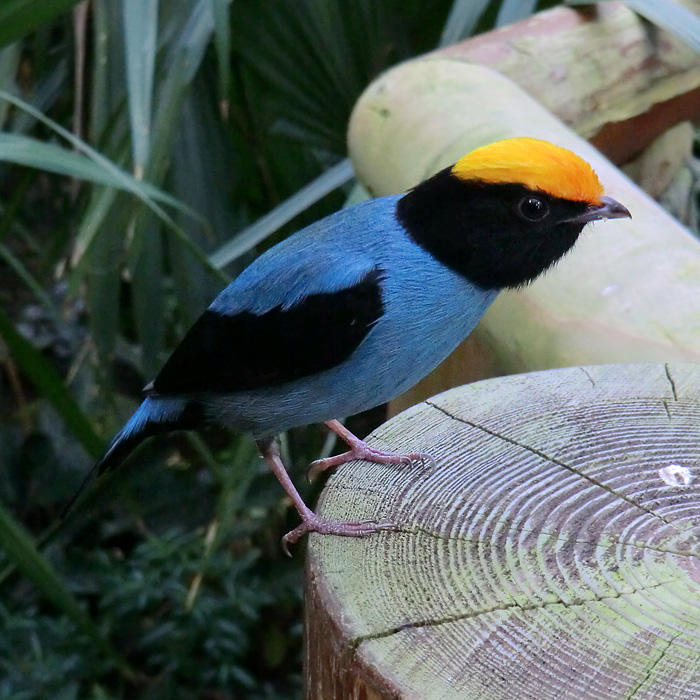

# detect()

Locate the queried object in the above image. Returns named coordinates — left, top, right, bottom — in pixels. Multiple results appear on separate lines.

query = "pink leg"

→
left=308, top=419, right=435, bottom=481
left=257, top=438, right=395, bottom=555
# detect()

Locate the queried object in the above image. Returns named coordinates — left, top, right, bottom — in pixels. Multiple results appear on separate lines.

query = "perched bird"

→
left=69, top=137, right=630, bottom=549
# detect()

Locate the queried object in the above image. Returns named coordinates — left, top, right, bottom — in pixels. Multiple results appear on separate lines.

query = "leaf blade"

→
left=624, top=0, right=700, bottom=53
left=496, top=0, right=539, bottom=27
left=122, top=0, right=159, bottom=175
left=0, top=133, right=198, bottom=213
left=0, top=306, right=104, bottom=458
left=439, top=0, right=491, bottom=46
left=210, top=0, right=232, bottom=115
left=209, top=158, right=355, bottom=269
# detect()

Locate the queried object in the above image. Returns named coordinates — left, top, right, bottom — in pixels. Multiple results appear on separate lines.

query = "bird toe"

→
left=281, top=513, right=396, bottom=555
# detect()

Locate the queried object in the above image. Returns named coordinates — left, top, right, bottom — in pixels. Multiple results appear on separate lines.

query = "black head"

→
left=396, top=139, right=630, bottom=290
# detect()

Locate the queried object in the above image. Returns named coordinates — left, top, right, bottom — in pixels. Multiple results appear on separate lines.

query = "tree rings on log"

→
left=306, top=363, right=700, bottom=700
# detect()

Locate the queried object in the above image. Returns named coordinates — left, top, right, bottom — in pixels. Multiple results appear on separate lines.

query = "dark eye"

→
left=518, top=196, right=549, bottom=221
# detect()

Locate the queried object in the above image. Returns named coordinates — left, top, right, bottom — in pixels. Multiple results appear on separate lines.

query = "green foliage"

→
left=0, top=529, right=303, bottom=699
left=0, top=423, right=313, bottom=698
left=0, top=0, right=84, bottom=49
left=0, top=1, right=579, bottom=698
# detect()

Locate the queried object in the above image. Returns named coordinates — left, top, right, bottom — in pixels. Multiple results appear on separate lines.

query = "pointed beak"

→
left=566, top=195, right=631, bottom=225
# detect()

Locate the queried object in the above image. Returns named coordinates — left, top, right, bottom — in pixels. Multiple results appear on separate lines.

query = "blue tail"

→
left=62, top=397, right=202, bottom=519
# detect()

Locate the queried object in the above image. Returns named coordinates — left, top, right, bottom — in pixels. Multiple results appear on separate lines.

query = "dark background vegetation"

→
left=3, top=0, right=693, bottom=698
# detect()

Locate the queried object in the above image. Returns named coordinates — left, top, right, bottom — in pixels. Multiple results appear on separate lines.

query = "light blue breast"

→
left=203, top=196, right=499, bottom=437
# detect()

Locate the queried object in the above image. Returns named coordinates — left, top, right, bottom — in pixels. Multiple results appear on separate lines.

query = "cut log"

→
left=306, top=363, right=700, bottom=699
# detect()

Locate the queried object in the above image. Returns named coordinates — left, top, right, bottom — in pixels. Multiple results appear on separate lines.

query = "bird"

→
left=67, top=137, right=630, bottom=551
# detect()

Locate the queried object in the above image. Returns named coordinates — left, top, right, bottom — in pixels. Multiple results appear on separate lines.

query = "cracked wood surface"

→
left=305, top=364, right=700, bottom=699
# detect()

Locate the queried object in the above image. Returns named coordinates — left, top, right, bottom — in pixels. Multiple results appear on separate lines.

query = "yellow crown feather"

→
left=451, top=137, right=604, bottom=205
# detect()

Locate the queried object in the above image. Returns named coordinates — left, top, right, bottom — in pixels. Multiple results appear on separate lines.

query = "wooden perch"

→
left=306, top=363, right=700, bottom=699
left=347, top=4, right=700, bottom=416
left=436, top=0, right=700, bottom=165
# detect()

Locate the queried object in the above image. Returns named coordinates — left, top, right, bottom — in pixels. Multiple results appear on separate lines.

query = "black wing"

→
left=150, top=267, right=385, bottom=395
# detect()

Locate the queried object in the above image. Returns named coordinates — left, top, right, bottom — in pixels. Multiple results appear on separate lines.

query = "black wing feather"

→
left=150, top=267, right=385, bottom=395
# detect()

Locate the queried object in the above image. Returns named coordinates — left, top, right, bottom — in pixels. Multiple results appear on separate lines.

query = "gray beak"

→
left=566, top=195, right=632, bottom=225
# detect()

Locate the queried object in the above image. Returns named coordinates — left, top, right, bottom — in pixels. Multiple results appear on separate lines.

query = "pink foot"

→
left=308, top=443, right=434, bottom=481
left=282, top=513, right=396, bottom=555
left=308, top=419, right=435, bottom=481
left=256, top=438, right=399, bottom=556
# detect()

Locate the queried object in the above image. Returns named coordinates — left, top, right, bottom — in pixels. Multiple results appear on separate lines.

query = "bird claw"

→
left=281, top=515, right=396, bottom=556
left=414, top=452, right=437, bottom=471
left=307, top=458, right=330, bottom=483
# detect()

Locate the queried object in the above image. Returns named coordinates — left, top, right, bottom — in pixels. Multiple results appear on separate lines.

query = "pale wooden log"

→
left=435, top=1, right=700, bottom=164
left=622, top=122, right=695, bottom=200
left=306, top=363, right=700, bottom=699
left=348, top=56, right=700, bottom=417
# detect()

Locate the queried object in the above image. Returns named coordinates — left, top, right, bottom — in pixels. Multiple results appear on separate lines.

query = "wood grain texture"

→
left=306, top=364, right=700, bottom=699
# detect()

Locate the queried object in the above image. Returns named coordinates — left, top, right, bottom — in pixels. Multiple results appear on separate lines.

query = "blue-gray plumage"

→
left=67, top=138, right=631, bottom=549
left=200, top=196, right=498, bottom=434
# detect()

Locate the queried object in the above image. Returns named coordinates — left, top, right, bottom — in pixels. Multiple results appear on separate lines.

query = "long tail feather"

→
left=61, top=397, right=200, bottom=520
